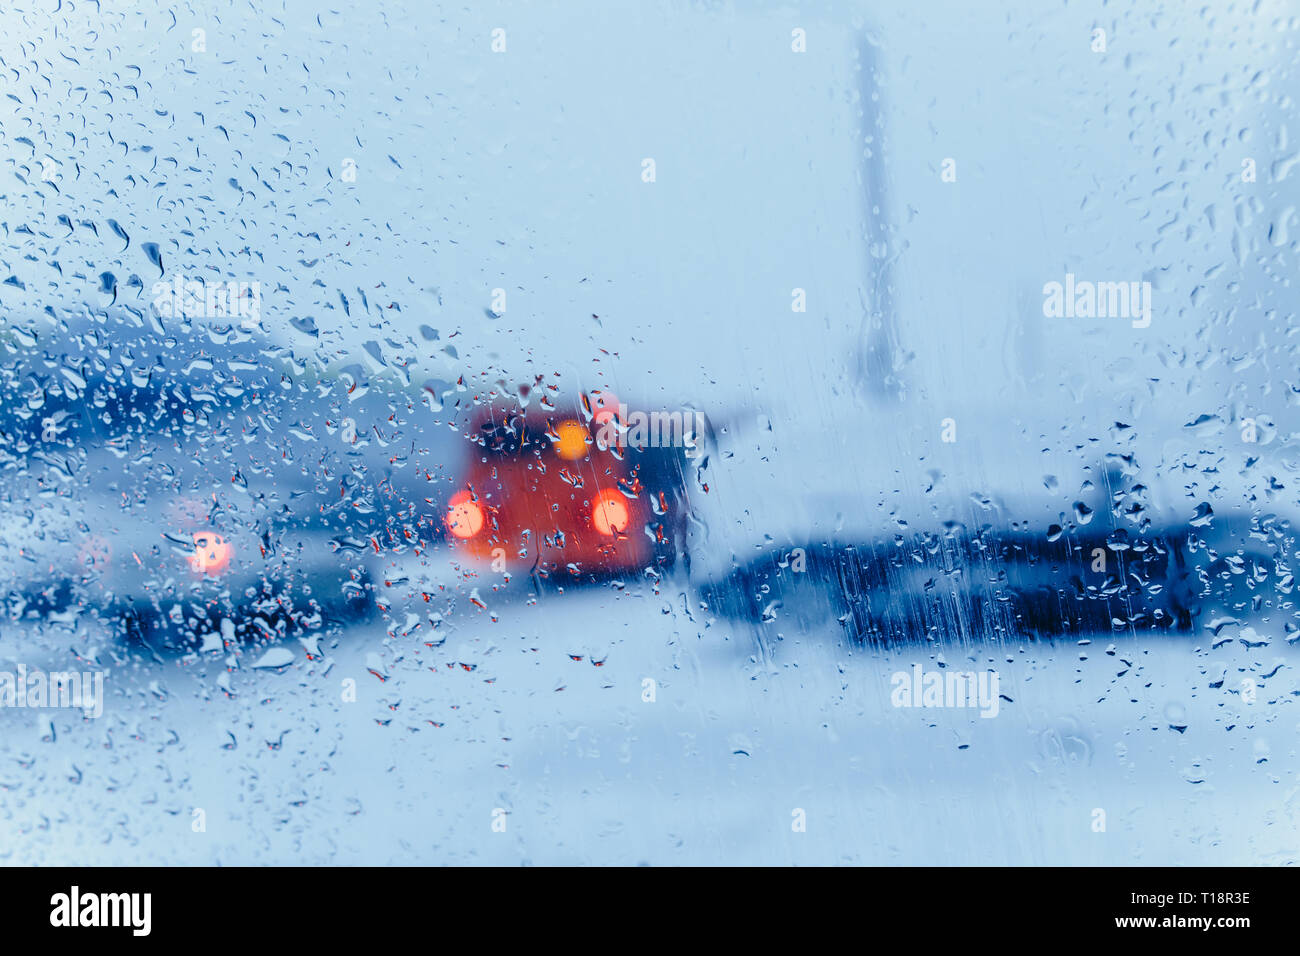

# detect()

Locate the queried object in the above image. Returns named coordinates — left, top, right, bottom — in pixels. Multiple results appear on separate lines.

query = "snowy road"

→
left=5, top=581, right=1295, bottom=865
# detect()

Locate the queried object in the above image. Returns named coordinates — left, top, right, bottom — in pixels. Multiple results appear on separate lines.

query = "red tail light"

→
left=592, top=489, right=630, bottom=536
left=446, top=491, right=485, bottom=539
left=189, top=531, right=233, bottom=575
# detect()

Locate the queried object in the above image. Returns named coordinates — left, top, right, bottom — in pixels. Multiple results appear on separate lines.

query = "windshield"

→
left=1, top=0, right=1297, bottom=868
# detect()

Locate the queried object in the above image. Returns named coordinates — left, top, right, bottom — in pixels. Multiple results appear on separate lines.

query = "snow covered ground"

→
left=3, top=580, right=1296, bottom=865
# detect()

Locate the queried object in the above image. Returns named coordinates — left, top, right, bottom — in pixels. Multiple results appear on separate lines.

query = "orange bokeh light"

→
left=446, top=491, right=485, bottom=539
left=555, top=420, right=589, bottom=460
left=592, top=489, right=630, bottom=536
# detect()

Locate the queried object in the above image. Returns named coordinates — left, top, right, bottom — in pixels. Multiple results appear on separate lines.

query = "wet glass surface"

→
left=1, top=0, right=1298, bottom=864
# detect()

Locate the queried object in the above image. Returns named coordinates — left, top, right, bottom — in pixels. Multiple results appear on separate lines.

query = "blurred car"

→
left=0, top=317, right=381, bottom=653
left=441, top=391, right=701, bottom=584
left=699, top=496, right=1295, bottom=645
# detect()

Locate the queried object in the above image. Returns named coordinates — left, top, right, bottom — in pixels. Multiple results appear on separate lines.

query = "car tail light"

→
left=592, top=489, right=630, bottom=536
left=446, top=491, right=485, bottom=539
left=189, top=531, right=233, bottom=575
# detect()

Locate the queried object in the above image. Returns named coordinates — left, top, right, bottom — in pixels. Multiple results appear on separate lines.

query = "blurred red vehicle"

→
left=443, top=392, right=699, bottom=582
